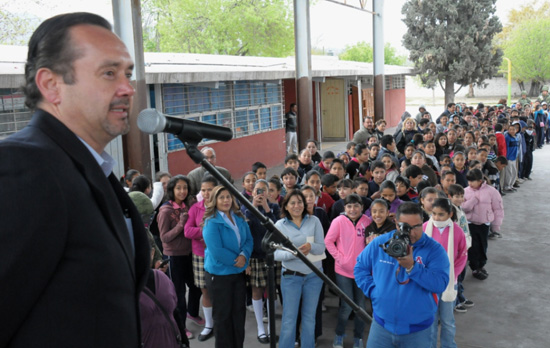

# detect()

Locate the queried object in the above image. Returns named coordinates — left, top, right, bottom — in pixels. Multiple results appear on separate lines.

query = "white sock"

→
left=253, top=299, right=266, bottom=336
left=200, top=306, right=213, bottom=336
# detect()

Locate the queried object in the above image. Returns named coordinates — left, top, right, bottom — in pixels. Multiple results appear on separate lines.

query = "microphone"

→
left=137, top=108, right=233, bottom=143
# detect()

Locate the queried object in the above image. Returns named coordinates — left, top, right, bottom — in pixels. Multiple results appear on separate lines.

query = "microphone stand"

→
left=183, top=141, right=371, bottom=348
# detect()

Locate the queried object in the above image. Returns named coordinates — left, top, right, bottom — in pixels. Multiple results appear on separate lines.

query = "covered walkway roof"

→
left=0, top=45, right=414, bottom=88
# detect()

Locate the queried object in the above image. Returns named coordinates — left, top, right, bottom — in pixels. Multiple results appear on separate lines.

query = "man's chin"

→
left=105, top=122, right=130, bottom=138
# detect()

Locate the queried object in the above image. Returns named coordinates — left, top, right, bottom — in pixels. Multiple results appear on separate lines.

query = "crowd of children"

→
left=127, top=98, right=548, bottom=348
left=256, top=100, right=533, bottom=347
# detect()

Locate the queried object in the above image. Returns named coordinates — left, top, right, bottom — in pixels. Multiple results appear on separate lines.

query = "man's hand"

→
left=397, top=245, right=415, bottom=270
left=234, top=255, right=246, bottom=268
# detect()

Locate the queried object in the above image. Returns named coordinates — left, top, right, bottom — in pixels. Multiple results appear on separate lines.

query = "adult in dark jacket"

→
left=0, top=13, right=150, bottom=347
left=285, top=103, right=298, bottom=154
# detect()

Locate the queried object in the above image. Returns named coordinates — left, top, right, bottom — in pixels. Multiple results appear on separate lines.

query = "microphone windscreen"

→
left=137, top=108, right=165, bottom=134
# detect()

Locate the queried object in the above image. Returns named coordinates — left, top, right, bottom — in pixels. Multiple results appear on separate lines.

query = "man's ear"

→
left=35, top=68, right=62, bottom=104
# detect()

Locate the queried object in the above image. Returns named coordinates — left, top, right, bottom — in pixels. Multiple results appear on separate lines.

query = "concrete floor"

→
left=188, top=141, right=550, bottom=348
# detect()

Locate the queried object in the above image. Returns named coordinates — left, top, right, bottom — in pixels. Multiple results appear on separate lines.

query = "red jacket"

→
left=316, top=191, right=334, bottom=214
left=495, top=132, right=507, bottom=158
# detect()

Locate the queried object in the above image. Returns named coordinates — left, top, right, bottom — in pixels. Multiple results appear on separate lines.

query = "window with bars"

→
left=392, top=75, right=406, bottom=89
left=0, top=89, right=32, bottom=139
left=163, top=81, right=284, bottom=152
left=383, top=75, right=406, bottom=90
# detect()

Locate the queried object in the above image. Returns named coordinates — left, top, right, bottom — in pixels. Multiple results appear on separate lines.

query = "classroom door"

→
left=320, top=79, right=346, bottom=141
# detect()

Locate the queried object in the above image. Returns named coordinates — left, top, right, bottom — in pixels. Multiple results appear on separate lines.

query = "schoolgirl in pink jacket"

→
left=324, top=194, right=372, bottom=345
left=462, top=169, right=504, bottom=280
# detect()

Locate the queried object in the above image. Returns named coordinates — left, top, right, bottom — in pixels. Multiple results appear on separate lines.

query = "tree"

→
left=0, top=9, right=40, bottom=45
left=501, top=18, right=550, bottom=97
left=142, top=0, right=295, bottom=57
left=402, top=0, right=503, bottom=104
left=495, top=0, right=550, bottom=96
left=339, top=41, right=407, bottom=65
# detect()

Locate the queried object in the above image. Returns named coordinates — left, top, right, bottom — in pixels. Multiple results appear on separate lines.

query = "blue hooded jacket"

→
left=354, top=231, right=449, bottom=335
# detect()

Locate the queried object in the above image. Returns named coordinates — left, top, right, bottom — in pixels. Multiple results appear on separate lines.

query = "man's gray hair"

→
left=201, top=147, right=216, bottom=156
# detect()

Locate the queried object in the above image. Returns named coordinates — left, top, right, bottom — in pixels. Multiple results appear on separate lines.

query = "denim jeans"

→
left=366, top=320, right=432, bottom=348
left=335, top=273, right=366, bottom=338
left=455, top=268, right=467, bottom=305
left=431, top=300, right=457, bottom=348
left=279, top=270, right=323, bottom=348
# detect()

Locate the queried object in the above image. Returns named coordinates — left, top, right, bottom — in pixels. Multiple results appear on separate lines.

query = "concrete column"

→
left=112, top=0, right=152, bottom=177
left=373, top=0, right=385, bottom=122
left=294, top=0, right=314, bottom=149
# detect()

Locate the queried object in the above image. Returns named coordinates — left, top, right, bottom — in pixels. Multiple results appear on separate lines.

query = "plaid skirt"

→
left=249, top=258, right=281, bottom=288
left=192, top=254, right=207, bottom=289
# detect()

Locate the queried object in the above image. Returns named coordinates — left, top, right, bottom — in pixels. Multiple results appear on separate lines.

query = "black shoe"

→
left=198, top=329, right=213, bottom=342
left=258, top=334, right=270, bottom=344
left=479, top=268, right=489, bottom=276
left=463, top=299, right=475, bottom=307
left=472, top=270, right=488, bottom=280
left=454, top=304, right=467, bottom=313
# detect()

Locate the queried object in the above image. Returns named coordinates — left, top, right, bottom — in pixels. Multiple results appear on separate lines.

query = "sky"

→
left=2, top=0, right=519, bottom=56
left=309, top=0, right=519, bottom=55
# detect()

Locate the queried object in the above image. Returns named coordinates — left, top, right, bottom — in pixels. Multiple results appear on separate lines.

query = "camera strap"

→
left=395, top=266, right=410, bottom=285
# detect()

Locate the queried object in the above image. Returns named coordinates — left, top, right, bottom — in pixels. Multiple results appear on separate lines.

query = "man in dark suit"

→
left=0, top=13, right=150, bottom=347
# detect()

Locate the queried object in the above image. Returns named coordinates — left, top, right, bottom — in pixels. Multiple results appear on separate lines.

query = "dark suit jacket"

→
left=0, top=110, right=150, bottom=347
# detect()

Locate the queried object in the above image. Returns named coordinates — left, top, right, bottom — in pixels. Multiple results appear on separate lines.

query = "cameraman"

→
left=354, top=202, right=449, bottom=348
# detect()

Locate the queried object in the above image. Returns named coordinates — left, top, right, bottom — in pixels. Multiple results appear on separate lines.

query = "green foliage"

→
left=495, top=0, right=550, bottom=45
left=0, top=9, right=40, bottom=45
left=142, top=0, right=295, bottom=57
left=340, top=41, right=373, bottom=62
left=339, top=41, right=407, bottom=65
left=495, top=1, right=550, bottom=88
left=402, top=0, right=503, bottom=101
left=501, top=17, right=550, bottom=84
left=383, top=44, right=407, bottom=66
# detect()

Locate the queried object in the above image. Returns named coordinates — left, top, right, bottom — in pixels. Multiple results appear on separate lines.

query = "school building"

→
left=0, top=45, right=413, bottom=179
